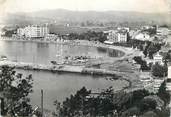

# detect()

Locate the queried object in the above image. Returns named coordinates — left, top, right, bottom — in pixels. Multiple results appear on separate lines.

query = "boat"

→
left=0, top=55, right=8, bottom=61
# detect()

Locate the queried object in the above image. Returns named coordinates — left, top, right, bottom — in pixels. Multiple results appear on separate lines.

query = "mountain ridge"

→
left=4, top=9, right=171, bottom=25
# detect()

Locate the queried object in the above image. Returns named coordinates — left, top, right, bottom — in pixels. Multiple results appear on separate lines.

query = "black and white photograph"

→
left=0, top=0, right=171, bottom=117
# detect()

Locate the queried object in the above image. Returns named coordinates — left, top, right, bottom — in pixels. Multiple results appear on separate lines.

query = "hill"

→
left=4, top=9, right=171, bottom=26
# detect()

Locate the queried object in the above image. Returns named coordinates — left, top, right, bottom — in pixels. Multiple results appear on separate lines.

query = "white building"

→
left=106, top=30, right=118, bottom=43
left=104, top=28, right=128, bottom=43
left=17, top=25, right=49, bottom=38
left=166, top=66, right=171, bottom=91
left=153, top=52, right=164, bottom=65
left=117, top=29, right=128, bottom=42
left=157, top=27, right=170, bottom=36
left=44, top=34, right=60, bottom=41
left=117, top=27, right=130, bottom=32
left=17, top=28, right=25, bottom=36
left=134, top=32, right=151, bottom=41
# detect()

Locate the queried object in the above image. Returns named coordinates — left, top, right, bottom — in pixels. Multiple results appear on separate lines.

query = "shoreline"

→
left=0, top=37, right=134, bottom=57
left=0, top=60, right=138, bottom=91
left=0, top=37, right=141, bottom=91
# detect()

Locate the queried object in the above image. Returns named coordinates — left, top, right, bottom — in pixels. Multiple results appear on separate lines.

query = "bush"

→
left=139, top=98, right=157, bottom=113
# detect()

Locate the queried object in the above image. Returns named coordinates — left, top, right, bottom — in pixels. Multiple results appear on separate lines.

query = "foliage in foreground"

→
left=0, top=65, right=33, bottom=116
left=53, top=86, right=170, bottom=117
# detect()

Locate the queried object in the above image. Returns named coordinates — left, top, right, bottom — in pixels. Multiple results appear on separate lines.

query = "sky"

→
left=0, top=0, right=170, bottom=23
left=0, top=0, right=170, bottom=14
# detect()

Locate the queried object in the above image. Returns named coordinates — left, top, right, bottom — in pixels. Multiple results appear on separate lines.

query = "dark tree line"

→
left=53, top=86, right=169, bottom=117
left=68, top=31, right=107, bottom=43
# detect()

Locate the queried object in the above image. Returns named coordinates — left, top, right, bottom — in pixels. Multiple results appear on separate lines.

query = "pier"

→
left=0, top=61, right=123, bottom=76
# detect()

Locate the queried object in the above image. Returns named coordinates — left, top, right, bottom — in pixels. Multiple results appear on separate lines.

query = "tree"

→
left=163, top=51, right=171, bottom=65
left=54, top=87, right=117, bottom=117
left=139, top=98, right=157, bottom=113
left=55, top=87, right=91, bottom=117
left=133, top=56, right=150, bottom=71
left=0, top=65, right=33, bottom=116
left=143, top=48, right=148, bottom=57
left=152, top=63, right=168, bottom=77
left=157, top=81, right=170, bottom=105
left=132, top=89, right=150, bottom=103
left=147, top=43, right=161, bottom=59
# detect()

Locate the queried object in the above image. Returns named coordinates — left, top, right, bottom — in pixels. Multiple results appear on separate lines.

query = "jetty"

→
left=0, top=60, right=122, bottom=76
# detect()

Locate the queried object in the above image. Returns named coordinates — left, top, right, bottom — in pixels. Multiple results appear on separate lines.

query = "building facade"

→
left=106, top=30, right=118, bottom=43
left=117, top=29, right=128, bottom=42
left=104, top=28, right=128, bottom=43
left=166, top=66, right=171, bottom=91
left=17, top=25, right=49, bottom=38
left=153, top=52, right=164, bottom=65
left=17, top=28, right=25, bottom=37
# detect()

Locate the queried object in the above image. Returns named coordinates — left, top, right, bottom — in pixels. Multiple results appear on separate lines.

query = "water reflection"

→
left=0, top=40, right=124, bottom=65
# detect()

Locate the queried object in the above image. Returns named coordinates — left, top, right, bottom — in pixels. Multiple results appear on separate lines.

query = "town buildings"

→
left=157, top=27, right=170, bottom=36
left=104, top=28, right=128, bottom=44
left=17, top=25, right=49, bottom=38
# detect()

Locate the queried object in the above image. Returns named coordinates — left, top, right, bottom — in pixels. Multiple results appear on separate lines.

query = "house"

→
left=134, top=32, right=151, bottom=41
left=157, top=27, right=170, bottom=36
left=44, top=34, right=60, bottom=41
left=117, top=27, right=130, bottom=32
left=153, top=78, right=164, bottom=91
left=139, top=72, right=153, bottom=89
left=153, top=52, right=164, bottom=65
left=166, top=66, right=171, bottom=91
left=140, top=72, right=152, bottom=81
left=152, top=36, right=165, bottom=44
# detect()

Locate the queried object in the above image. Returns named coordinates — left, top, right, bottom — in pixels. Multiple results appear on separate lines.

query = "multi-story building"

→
left=104, top=28, right=128, bottom=44
left=17, top=25, right=49, bottom=38
left=117, top=29, right=128, bottom=43
left=106, top=30, right=118, bottom=43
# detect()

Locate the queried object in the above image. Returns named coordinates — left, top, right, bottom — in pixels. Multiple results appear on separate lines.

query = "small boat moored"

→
left=0, top=55, right=8, bottom=61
